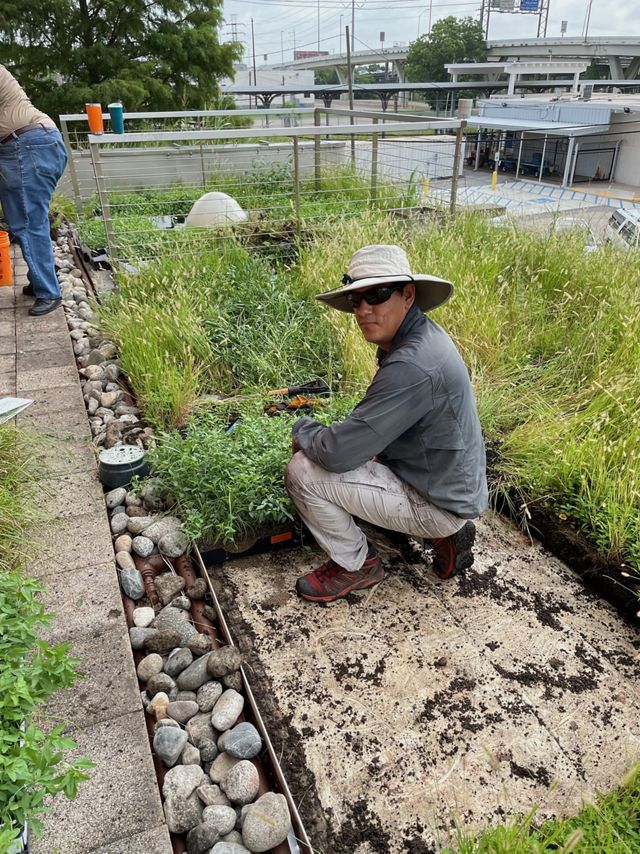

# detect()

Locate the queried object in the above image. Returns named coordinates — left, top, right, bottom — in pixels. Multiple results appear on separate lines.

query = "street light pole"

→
left=339, top=14, right=343, bottom=54
left=351, top=0, right=355, bottom=50
left=317, top=0, right=320, bottom=51
left=428, top=0, right=433, bottom=33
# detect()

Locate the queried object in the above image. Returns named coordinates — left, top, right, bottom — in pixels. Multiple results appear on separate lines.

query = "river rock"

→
left=144, top=515, right=183, bottom=544
left=222, top=672, right=243, bottom=693
left=127, top=515, right=156, bottom=535
left=137, top=653, right=164, bottom=682
left=210, top=843, right=250, bottom=854
left=186, top=712, right=217, bottom=747
left=197, top=784, right=231, bottom=807
left=241, top=793, right=290, bottom=852
left=104, top=363, right=120, bottom=382
left=155, top=574, right=186, bottom=605
left=199, top=738, right=218, bottom=763
left=209, top=752, right=241, bottom=784
left=177, top=690, right=197, bottom=702
left=187, top=578, right=207, bottom=600
left=105, top=486, right=126, bottom=509
left=177, top=653, right=212, bottom=691
left=207, top=647, right=243, bottom=679
left=147, top=691, right=170, bottom=720
left=164, top=791, right=203, bottom=835
left=159, top=531, right=189, bottom=558
left=125, top=492, right=142, bottom=507
left=186, top=820, right=220, bottom=854
left=141, top=478, right=166, bottom=511
left=171, top=594, right=191, bottom=611
left=188, top=634, right=212, bottom=657
left=156, top=718, right=181, bottom=730
left=165, top=647, right=193, bottom=677
left=114, top=533, right=132, bottom=553
left=120, top=567, right=145, bottom=600
left=211, top=690, right=244, bottom=732
left=154, top=726, right=188, bottom=767
left=164, top=764, right=207, bottom=800
left=167, top=700, right=199, bottom=724
left=115, top=550, right=136, bottom=572
left=147, top=672, right=177, bottom=698
left=202, top=605, right=216, bottom=622
left=181, top=741, right=202, bottom=766
left=220, top=761, right=259, bottom=806
left=152, top=602, right=196, bottom=645
left=110, top=513, right=129, bottom=535
left=145, top=628, right=183, bottom=655
left=196, top=680, right=223, bottom=713
left=129, top=626, right=157, bottom=650
left=221, top=832, right=244, bottom=846
left=219, top=723, right=262, bottom=760
left=127, top=505, right=149, bottom=517
left=132, top=535, right=154, bottom=557
left=132, top=606, right=155, bottom=629
left=202, top=805, right=236, bottom=836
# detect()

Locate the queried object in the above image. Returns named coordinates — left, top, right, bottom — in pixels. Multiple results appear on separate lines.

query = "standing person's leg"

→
left=285, top=452, right=471, bottom=601
left=0, top=128, right=67, bottom=308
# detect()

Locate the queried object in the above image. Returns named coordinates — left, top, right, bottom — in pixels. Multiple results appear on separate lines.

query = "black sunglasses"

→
left=345, top=283, right=406, bottom=309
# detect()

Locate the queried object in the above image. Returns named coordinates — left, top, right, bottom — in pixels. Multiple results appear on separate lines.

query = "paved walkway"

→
left=1, top=247, right=171, bottom=853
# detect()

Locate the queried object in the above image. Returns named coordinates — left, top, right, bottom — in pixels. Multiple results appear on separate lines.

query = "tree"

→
left=406, top=16, right=486, bottom=83
left=0, top=0, right=242, bottom=120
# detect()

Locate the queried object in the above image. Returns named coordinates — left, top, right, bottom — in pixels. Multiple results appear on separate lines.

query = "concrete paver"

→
left=19, top=381, right=86, bottom=414
left=37, top=561, right=124, bottom=645
left=3, top=255, right=170, bottom=853
left=41, top=625, right=141, bottom=729
left=31, top=509, right=114, bottom=577
left=29, top=711, right=166, bottom=854
left=32, top=470, right=106, bottom=520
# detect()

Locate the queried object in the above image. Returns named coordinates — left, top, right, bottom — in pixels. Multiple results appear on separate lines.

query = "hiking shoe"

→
left=296, top=546, right=385, bottom=603
left=427, top=521, right=476, bottom=579
left=29, top=298, right=62, bottom=316
left=22, top=283, right=34, bottom=296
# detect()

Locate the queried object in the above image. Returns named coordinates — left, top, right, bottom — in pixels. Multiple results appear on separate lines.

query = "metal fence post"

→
left=292, top=136, right=301, bottom=236
left=60, top=117, right=83, bottom=216
left=314, top=108, right=321, bottom=191
left=89, top=140, right=117, bottom=264
left=370, top=117, right=379, bottom=205
left=449, top=121, right=466, bottom=221
left=199, top=143, right=207, bottom=188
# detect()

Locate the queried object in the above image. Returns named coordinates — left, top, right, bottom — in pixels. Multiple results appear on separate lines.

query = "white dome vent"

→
left=185, top=192, right=248, bottom=228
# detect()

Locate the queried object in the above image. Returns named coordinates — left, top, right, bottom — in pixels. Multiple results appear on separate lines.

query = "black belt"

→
left=0, top=122, right=49, bottom=144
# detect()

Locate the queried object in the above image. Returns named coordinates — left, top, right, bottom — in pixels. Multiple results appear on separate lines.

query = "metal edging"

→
left=192, top=544, right=314, bottom=854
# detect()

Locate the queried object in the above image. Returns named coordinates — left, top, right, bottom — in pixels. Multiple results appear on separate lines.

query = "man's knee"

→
left=284, top=450, right=311, bottom=497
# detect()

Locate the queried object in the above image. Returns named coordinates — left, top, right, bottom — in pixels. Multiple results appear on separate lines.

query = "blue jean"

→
left=0, top=127, right=68, bottom=300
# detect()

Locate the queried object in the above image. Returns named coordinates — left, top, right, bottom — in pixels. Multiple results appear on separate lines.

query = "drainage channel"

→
left=62, top=224, right=313, bottom=853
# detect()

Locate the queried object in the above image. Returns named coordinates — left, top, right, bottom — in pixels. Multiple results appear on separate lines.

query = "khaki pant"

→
left=285, top=452, right=467, bottom=572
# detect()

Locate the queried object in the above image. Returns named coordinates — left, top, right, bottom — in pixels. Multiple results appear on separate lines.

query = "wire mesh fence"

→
left=59, top=109, right=465, bottom=270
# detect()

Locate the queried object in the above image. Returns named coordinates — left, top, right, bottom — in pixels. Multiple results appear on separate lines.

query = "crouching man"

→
left=285, top=244, right=488, bottom=604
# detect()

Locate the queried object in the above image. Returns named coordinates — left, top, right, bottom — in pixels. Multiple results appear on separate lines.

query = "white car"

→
left=605, top=208, right=640, bottom=252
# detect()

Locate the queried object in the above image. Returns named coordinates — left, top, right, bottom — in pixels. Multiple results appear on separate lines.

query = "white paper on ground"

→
left=0, top=397, right=34, bottom=424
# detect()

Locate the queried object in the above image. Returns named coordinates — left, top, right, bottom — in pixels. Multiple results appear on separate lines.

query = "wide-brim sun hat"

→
left=316, top=244, right=453, bottom=313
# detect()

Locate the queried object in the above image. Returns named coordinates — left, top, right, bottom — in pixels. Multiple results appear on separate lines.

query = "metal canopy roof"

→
left=469, top=116, right=609, bottom=136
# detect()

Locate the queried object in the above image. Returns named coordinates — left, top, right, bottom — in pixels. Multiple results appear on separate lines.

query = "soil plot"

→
left=208, top=512, right=640, bottom=853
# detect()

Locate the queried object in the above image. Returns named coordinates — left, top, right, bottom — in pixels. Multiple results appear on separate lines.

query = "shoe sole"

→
left=297, top=567, right=386, bottom=603
left=435, top=521, right=476, bottom=579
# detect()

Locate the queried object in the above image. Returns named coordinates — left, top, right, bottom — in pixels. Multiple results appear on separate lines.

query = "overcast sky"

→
left=220, top=0, right=640, bottom=68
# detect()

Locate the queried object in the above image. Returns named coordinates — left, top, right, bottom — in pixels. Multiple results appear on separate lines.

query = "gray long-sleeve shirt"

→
left=292, top=304, right=488, bottom=519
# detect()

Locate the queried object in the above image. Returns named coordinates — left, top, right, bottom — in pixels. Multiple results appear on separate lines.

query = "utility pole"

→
left=317, top=0, right=320, bottom=51
left=345, top=25, right=355, bottom=164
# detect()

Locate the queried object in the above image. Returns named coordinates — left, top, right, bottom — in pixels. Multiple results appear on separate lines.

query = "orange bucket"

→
left=85, top=102, right=104, bottom=134
left=0, top=231, right=13, bottom=286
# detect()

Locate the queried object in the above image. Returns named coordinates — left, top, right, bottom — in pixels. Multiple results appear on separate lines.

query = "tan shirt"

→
left=0, top=64, right=55, bottom=138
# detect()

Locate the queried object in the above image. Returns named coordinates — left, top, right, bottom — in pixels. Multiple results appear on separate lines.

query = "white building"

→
left=470, top=94, right=640, bottom=188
